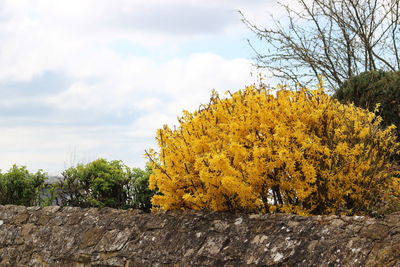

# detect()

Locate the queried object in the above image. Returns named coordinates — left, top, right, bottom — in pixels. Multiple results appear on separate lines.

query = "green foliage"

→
left=40, top=183, right=60, bottom=207
left=334, top=70, right=400, bottom=137
left=127, top=165, right=154, bottom=212
left=55, top=158, right=155, bottom=211
left=0, top=165, right=47, bottom=206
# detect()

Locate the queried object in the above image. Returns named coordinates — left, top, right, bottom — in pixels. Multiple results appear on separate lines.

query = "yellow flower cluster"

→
left=147, top=85, right=400, bottom=215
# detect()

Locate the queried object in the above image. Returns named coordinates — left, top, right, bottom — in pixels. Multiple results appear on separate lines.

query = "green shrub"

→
left=0, top=165, right=47, bottom=206
left=127, top=165, right=154, bottom=212
left=55, top=158, right=155, bottom=211
left=334, top=70, right=400, bottom=137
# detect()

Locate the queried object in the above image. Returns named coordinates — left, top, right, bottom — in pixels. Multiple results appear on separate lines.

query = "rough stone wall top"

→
left=0, top=205, right=399, bottom=266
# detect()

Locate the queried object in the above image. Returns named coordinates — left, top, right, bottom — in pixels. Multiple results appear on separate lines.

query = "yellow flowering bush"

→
left=146, top=85, right=400, bottom=215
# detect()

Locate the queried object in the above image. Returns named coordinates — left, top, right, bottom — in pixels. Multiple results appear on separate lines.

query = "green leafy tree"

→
left=127, top=165, right=155, bottom=212
left=56, top=158, right=155, bottom=211
left=0, top=165, right=47, bottom=206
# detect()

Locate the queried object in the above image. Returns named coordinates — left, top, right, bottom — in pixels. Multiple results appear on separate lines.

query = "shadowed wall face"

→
left=0, top=205, right=399, bottom=266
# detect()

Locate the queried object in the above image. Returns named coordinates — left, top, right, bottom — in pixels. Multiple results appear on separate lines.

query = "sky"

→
left=0, top=0, right=286, bottom=175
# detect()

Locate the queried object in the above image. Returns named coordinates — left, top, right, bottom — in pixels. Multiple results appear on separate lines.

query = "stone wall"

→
left=0, top=205, right=399, bottom=266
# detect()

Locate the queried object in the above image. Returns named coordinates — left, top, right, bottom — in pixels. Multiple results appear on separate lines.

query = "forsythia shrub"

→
left=147, top=84, right=400, bottom=215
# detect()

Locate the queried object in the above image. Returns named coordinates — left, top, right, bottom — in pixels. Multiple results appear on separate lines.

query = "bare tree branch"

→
left=241, top=0, right=400, bottom=90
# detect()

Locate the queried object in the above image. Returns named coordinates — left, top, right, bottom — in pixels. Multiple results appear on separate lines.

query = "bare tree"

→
left=241, top=0, right=400, bottom=90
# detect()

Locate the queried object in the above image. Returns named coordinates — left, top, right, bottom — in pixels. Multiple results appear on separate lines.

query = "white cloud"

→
left=127, top=113, right=177, bottom=138
left=45, top=52, right=256, bottom=113
left=0, top=0, right=276, bottom=81
left=42, top=52, right=257, bottom=147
